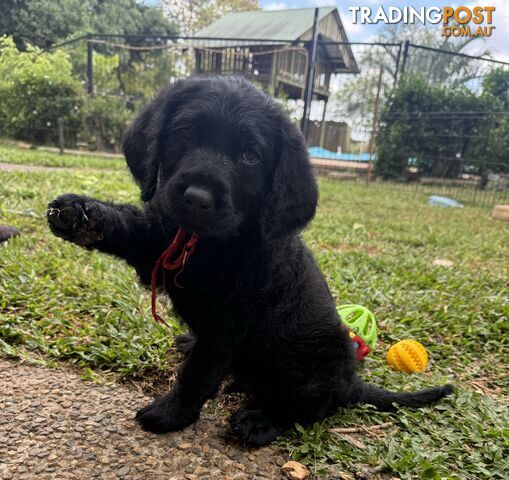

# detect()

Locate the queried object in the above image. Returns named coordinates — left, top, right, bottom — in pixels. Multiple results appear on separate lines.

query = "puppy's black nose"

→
left=184, top=186, right=213, bottom=211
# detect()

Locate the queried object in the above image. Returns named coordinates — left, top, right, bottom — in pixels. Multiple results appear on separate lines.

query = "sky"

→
left=258, top=0, right=509, bottom=61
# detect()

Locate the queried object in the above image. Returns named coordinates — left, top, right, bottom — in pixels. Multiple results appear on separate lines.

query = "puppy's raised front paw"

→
left=47, top=194, right=105, bottom=246
left=135, top=395, right=198, bottom=434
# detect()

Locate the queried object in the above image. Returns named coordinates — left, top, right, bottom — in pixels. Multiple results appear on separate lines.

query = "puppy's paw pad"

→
left=136, top=397, right=197, bottom=434
left=230, top=409, right=280, bottom=446
left=47, top=195, right=104, bottom=245
left=47, top=195, right=86, bottom=231
left=136, top=399, right=174, bottom=434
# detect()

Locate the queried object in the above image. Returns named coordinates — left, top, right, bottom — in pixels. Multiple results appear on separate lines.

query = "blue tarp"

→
left=428, top=196, right=464, bottom=208
left=308, top=147, right=375, bottom=162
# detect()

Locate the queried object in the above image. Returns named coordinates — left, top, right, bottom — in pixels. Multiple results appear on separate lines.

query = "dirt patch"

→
left=0, top=162, right=118, bottom=174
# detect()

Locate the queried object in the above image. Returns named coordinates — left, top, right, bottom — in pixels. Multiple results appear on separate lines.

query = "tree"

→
left=84, top=0, right=178, bottom=99
left=329, top=23, right=496, bottom=154
left=163, top=0, right=259, bottom=36
left=482, top=68, right=509, bottom=109
left=89, top=0, right=175, bottom=38
left=0, top=0, right=176, bottom=49
left=0, top=0, right=89, bottom=49
left=374, top=75, right=500, bottom=180
left=469, top=69, right=509, bottom=175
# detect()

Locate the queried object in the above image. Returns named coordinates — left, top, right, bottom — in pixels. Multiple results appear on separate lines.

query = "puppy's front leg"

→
left=47, top=194, right=150, bottom=254
left=136, top=340, right=230, bottom=433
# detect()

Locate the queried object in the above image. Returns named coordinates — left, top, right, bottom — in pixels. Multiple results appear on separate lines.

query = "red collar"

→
left=151, top=228, right=199, bottom=326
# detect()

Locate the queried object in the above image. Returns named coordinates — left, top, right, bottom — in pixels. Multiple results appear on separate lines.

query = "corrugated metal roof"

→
left=196, top=7, right=336, bottom=42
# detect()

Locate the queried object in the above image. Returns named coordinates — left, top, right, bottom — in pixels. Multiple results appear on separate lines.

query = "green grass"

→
left=0, top=149, right=508, bottom=479
left=0, top=143, right=125, bottom=170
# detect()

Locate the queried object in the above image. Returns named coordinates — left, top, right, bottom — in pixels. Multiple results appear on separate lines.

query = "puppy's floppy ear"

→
left=123, top=92, right=167, bottom=202
left=262, top=116, right=318, bottom=239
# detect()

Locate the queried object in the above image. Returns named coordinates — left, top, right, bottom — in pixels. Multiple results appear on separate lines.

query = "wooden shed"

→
left=193, top=7, right=358, bottom=102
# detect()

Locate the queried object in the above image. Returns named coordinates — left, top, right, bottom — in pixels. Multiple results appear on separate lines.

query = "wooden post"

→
left=319, top=99, right=328, bottom=148
left=269, top=51, right=278, bottom=95
left=367, top=65, right=384, bottom=185
left=57, top=119, right=64, bottom=154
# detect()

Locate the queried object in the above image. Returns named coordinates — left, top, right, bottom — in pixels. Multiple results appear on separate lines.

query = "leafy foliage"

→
left=329, top=22, right=493, bottom=146
left=0, top=0, right=89, bottom=49
left=375, top=75, right=506, bottom=179
left=483, top=68, right=509, bottom=109
left=469, top=68, right=509, bottom=174
left=0, top=36, right=84, bottom=144
left=0, top=0, right=176, bottom=49
left=80, top=95, right=134, bottom=152
left=0, top=38, right=133, bottom=150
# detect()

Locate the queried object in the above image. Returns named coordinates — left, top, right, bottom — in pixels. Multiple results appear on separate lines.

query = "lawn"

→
left=0, top=149, right=508, bottom=479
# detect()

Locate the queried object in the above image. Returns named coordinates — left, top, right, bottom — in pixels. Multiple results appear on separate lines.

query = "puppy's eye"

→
left=174, top=126, right=193, bottom=140
left=242, top=150, right=260, bottom=165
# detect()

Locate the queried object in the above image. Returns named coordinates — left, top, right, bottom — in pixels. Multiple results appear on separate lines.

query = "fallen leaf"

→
left=432, top=259, right=454, bottom=267
left=337, top=473, right=354, bottom=480
left=282, top=460, right=309, bottom=480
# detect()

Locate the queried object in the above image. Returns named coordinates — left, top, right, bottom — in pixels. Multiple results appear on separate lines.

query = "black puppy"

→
left=47, top=76, right=453, bottom=446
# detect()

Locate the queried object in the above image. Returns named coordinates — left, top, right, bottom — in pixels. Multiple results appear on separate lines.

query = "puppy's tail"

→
left=357, top=382, right=454, bottom=410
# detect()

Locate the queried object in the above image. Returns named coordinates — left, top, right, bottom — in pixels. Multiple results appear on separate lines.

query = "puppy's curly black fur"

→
left=48, top=76, right=453, bottom=446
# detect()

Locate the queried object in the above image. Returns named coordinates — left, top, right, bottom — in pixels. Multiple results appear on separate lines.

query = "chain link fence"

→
left=1, top=33, right=508, bottom=207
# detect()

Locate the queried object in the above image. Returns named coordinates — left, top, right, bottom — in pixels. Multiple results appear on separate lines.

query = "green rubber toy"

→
left=337, top=304, right=378, bottom=360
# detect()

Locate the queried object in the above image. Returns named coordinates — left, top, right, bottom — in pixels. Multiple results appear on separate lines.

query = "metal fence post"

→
left=393, top=42, right=403, bottom=85
left=300, top=7, right=319, bottom=139
left=86, top=33, right=94, bottom=96
left=400, top=40, right=410, bottom=75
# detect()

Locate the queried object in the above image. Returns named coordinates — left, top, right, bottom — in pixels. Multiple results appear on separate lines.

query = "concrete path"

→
left=0, top=162, right=120, bottom=174
left=0, top=358, right=287, bottom=480
left=0, top=162, right=78, bottom=173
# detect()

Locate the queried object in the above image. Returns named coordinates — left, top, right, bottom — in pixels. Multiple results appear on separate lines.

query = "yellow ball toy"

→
left=386, top=339, right=428, bottom=373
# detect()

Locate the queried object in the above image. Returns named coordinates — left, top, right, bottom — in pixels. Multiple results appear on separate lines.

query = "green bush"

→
left=472, top=69, right=509, bottom=174
left=80, top=95, right=134, bottom=152
left=0, top=36, right=84, bottom=144
left=375, top=75, right=502, bottom=180
left=482, top=67, right=509, bottom=109
left=0, top=37, right=136, bottom=151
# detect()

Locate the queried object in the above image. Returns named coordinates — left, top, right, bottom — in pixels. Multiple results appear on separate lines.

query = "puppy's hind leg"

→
left=174, top=333, right=196, bottom=357
left=229, top=390, right=331, bottom=446
left=230, top=408, right=285, bottom=446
